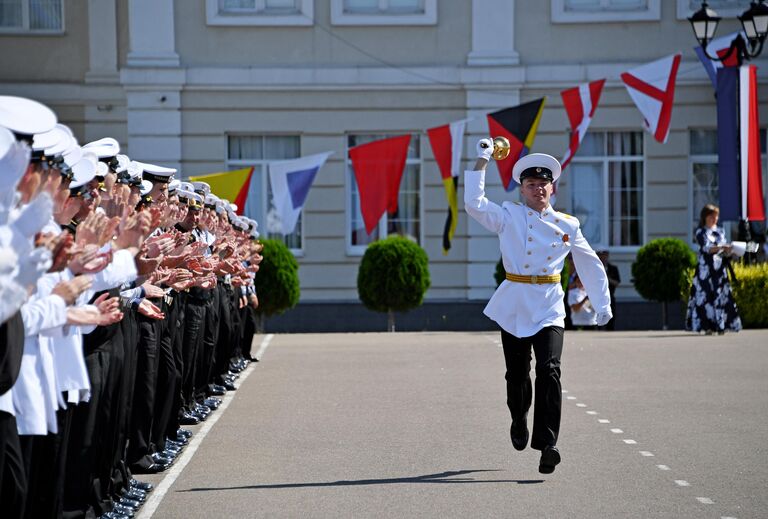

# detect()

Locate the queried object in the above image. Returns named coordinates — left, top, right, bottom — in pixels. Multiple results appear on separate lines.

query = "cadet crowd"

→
left=0, top=95, right=264, bottom=519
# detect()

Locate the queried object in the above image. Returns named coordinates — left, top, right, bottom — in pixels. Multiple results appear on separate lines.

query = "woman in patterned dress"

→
left=685, top=204, right=742, bottom=334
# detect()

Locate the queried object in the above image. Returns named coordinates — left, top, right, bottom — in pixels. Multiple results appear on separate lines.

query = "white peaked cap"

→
left=127, top=160, right=143, bottom=180
left=180, top=181, right=194, bottom=192
left=205, top=193, right=219, bottom=206
left=168, top=179, right=181, bottom=192
left=0, top=126, right=31, bottom=192
left=140, top=180, right=153, bottom=196
left=69, top=152, right=98, bottom=189
left=191, top=181, right=210, bottom=195
left=115, top=154, right=130, bottom=174
left=44, top=125, right=75, bottom=157
left=83, top=137, right=120, bottom=158
left=32, top=124, right=70, bottom=152
left=0, top=96, right=57, bottom=136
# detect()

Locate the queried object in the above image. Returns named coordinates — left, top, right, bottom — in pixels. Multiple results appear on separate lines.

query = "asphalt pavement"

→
left=137, top=330, right=768, bottom=519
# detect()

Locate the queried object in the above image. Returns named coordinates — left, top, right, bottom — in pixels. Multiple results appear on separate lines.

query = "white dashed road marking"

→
left=639, top=451, right=654, bottom=457
left=696, top=497, right=715, bottom=505
left=657, top=465, right=671, bottom=471
left=610, top=428, right=623, bottom=434
left=675, top=480, right=691, bottom=487
left=623, top=439, right=637, bottom=444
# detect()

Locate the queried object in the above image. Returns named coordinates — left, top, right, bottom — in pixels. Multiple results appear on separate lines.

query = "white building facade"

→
left=2, top=0, right=767, bottom=326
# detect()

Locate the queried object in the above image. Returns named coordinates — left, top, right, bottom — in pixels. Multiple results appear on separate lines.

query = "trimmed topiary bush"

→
left=254, top=239, right=300, bottom=326
left=731, top=262, right=768, bottom=328
left=632, top=237, right=696, bottom=329
left=357, top=235, right=431, bottom=331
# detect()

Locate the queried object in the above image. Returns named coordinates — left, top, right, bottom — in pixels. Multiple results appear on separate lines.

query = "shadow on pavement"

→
left=179, top=469, right=544, bottom=491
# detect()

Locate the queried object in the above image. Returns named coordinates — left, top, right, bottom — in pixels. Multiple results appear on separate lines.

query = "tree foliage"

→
left=357, top=235, right=431, bottom=313
left=253, top=238, right=300, bottom=317
left=631, top=238, right=696, bottom=303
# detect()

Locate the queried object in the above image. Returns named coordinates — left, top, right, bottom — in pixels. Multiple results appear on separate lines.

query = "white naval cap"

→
left=69, top=152, right=98, bottom=193
left=187, top=192, right=204, bottom=210
left=139, top=162, right=176, bottom=184
left=168, top=179, right=181, bottom=193
left=0, top=126, right=31, bottom=193
left=83, top=137, right=120, bottom=160
left=214, top=198, right=228, bottom=214
left=191, top=181, right=210, bottom=196
left=126, top=161, right=144, bottom=187
left=204, top=193, right=219, bottom=207
left=0, top=96, right=57, bottom=137
left=32, top=124, right=70, bottom=153
left=179, top=181, right=194, bottom=193
left=229, top=203, right=238, bottom=213
left=512, top=153, right=562, bottom=185
left=140, top=180, right=153, bottom=196
left=176, top=189, right=193, bottom=201
left=43, top=125, right=75, bottom=157
left=115, top=154, right=130, bottom=174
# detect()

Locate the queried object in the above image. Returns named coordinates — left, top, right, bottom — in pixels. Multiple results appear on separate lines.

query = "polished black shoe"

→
left=179, top=411, right=200, bottom=425
left=204, top=398, right=221, bottom=410
left=151, top=453, right=174, bottom=465
left=222, top=380, right=236, bottom=391
left=112, top=504, right=135, bottom=517
left=166, top=438, right=186, bottom=449
left=131, top=462, right=168, bottom=474
left=538, top=446, right=561, bottom=474
left=170, top=434, right=189, bottom=446
left=510, top=420, right=529, bottom=451
left=176, top=428, right=193, bottom=439
left=130, top=479, right=154, bottom=492
left=208, top=385, right=226, bottom=396
left=118, top=497, right=142, bottom=509
left=122, top=488, right=146, bottom=502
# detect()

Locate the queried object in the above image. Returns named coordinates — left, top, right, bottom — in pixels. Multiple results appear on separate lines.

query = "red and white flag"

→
left=621, top=53, right=682, bottom=143
left=560, top=79, right=605, bottom=170
left=740, top=65, right=766, bottom=221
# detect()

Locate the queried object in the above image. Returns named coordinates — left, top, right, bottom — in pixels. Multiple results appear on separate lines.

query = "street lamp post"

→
left=688, top=1, right=768, bottom=261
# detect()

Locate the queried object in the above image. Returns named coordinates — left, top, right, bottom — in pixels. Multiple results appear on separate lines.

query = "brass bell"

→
left=480, top=136, right=512, bottom=161
left=491, top=136, right=511, bottom=160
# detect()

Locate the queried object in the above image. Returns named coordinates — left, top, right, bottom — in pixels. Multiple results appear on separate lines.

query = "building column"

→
left=467, top=0, right=519, bottom=66
left=85, top=0, right=119, bottom=83
left=123, top=0, right=182, bottom=169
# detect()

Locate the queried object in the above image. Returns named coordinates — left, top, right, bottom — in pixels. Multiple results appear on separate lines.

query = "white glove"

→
left=596, top=311, right=613, bottom=327
left=476, top=138, right=494, bottom=161
left=11, top=192, right=53, bottom=239
left=15, top=247, right=52, bottom=288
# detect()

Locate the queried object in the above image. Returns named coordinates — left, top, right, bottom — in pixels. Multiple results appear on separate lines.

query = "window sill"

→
left=0, top=28, right=65, bottom=35
left=551, top=0, right=660, bottom=23
left=330, top=0, right=436, bottom=26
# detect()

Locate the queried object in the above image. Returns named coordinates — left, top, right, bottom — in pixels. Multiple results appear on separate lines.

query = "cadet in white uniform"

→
left=464, top=139, right=612, bottom=474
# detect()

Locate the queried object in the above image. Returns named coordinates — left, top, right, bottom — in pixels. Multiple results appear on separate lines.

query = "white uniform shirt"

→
left=464, top=169, right=610, bottom=337
left=568, top=285, right=597, bottom=326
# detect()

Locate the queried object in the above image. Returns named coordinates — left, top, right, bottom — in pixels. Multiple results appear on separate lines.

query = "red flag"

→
left=741, top=65, right=766, bottom=221
left=561, top=79, right=605, bottom=170
left=621, top=54, right=681, bottom=144
left=350, top=135, right=411, bottom=234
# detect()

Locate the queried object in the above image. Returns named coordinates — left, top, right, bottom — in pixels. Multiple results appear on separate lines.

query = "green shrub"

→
left=253, top=238, right=300, bottom=317
left=731, top=262, right=768, bottom=328
left=357, top=235, right=430, bottom=330
left=632, top=238, right=696, bottom=303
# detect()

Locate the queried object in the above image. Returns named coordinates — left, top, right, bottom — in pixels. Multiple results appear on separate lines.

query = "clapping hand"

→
left=137, top=299, right=165, bottom=320
left=140, top=280, right=166, bottom=299
left=69, top=244, right=112, bottom=275
left=51, top=275, right=93, bottom=305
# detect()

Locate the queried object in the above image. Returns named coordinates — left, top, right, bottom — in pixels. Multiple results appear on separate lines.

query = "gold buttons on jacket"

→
left=555, top=218, right=560, bottom=223
left=528, top=237, right=532, bottom=242
left=555, top=231, right=561, bottom=236
left=542, top=268, right=547, bottom=273
left=524, top=264, right=529, bottom=269
left=547, top=256, right=552, bottom=260
left=527, top=251, right=532, bottom=255
left=529, top=225, right=533, bottom=229
left=528, top=211, right=533, bottom=216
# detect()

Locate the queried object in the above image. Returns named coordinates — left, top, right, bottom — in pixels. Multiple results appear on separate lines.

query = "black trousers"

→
left=500, top=326, right=564, bottom=451
left=0, top=411, right=26, bottom=519
left=151, top=296, right=179, bottom=452
left=181, top=300, right=206, bottom=411
left=127, top=315, right=159, bottom=471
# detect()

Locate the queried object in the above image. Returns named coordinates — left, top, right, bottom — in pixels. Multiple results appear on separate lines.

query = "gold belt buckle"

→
left=530, top=275, right=538, bottom=284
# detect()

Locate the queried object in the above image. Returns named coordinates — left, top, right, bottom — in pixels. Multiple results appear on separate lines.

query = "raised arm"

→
left=464, top=139, right=507, bottom=235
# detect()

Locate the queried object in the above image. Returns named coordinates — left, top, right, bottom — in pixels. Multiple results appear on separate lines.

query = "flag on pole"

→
left=268, top=151, right=332, bottom=234
left=561, top=79, right=605, bottom=170
left=716, top=67, right=740, bottom=221
left=189, top=166, right=254, bottom=215
left=740, top=65, right=766, bottom=222
left=487, top=98, right=546, bottom=191
left=349, top=135, right=411, bottom=234
left=621, top=53, right=682, bottom=143
left=427, top=118, right=468, bottom=254
left=694, top=31, right=743, bottom=89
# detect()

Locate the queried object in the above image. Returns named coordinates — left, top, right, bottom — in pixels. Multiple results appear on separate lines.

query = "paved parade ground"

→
left=137, top=330, right=768, bottom=519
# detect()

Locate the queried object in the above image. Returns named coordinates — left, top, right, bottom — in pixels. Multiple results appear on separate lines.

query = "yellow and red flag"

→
left=189, top=166, right=254, bottom=215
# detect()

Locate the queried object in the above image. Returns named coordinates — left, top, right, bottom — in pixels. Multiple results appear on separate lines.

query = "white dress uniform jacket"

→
left=464, top=169, right=611, bottom=338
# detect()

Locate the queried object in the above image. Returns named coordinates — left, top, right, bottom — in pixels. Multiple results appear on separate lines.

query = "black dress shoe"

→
left=122, top=488, right=146, bottom=502
left=112, top=504, right=135, bottom=517
left=179, top=411, right=200, bottom=425
left=208, top=385, right=226, bottom=396
left=538, top=446, right=561, bottom=474
left=204, top=398, right=220, bottom=409
left=152, top=453, right=174, bottom=465
left=131, top=462, right=168, bottom=474
left=118, top=497, right=142, bottom=509
left=222, top=380, right=236, bottom=391
left=510, top=420, right=529, bottom=451
left=177, top=428, right=193, bottom=439
left=130, top=479, right=153, bottom=492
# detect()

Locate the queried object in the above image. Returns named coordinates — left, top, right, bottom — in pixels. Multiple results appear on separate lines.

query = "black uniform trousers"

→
left=126, top=314, right=159, bottom=471
left=196, top=288, right=220, bottom=402
left=0, top=411, right=26, bottom=519
left=500, top=326, right=564, bottom=451
left=151, top=294, right=180, bottom=452
left=165, top=291, right=186, bottom=440
left=181, top=296, right=206, bottom=412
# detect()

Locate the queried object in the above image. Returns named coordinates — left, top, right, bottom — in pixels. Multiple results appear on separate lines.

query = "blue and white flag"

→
left=268, top=151, right=332, bottom=234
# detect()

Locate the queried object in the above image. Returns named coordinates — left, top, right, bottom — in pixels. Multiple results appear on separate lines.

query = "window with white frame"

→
left=677, top=1, right=752, bottom=20
left=688, top=128, right=768, bottom=242
left=347, top=134, right=421, bottom=253
left=227, top=135, right=303, bottom=252
left=331, top=0, right=436, bottom=25
left=206, top=0, right=312, bottom=26
left=0, top=0, right=62, bottom=32
left=569, top=131, right=644, bottom=248
left=552, top=0, right=660, bottom=23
